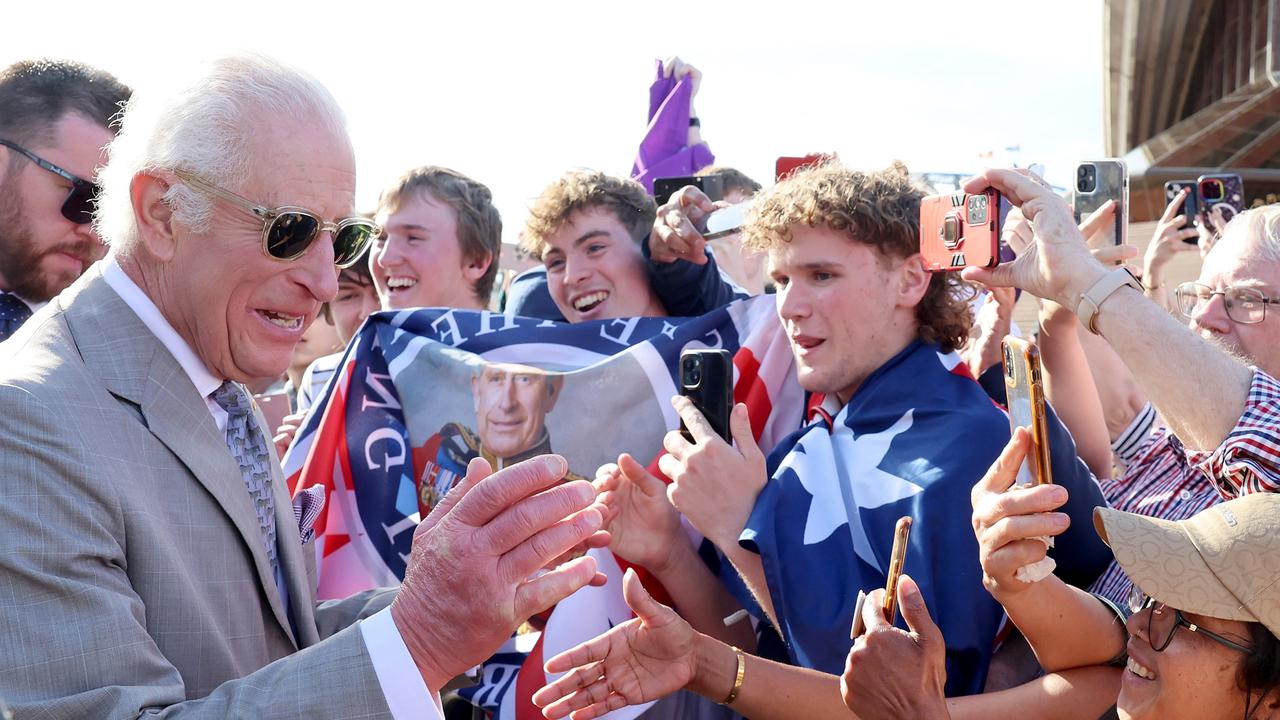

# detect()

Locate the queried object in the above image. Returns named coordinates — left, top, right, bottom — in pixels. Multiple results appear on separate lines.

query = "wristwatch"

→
left=1076, top=266, right=1143, bottom=334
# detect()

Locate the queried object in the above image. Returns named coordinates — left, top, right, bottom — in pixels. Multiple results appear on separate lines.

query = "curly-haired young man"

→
left=653, top=161, right=1110, bottom=696
left=520, top=169, right=667, bottom=323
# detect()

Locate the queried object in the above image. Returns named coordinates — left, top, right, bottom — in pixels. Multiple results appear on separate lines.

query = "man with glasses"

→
left=0, top=59, right=131, bottom=341
left=0, top=56, right=606, bottom=719
left=959, top=171, right=1280, bottom=611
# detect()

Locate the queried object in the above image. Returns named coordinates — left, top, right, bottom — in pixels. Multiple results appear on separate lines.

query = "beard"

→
left=0, top=182, right=101, bottom=302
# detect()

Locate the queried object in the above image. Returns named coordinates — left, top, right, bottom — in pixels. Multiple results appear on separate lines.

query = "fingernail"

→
left=1048, top=485, right=1067, bottom=503
left=1052, top=513, right=1070, bottom=529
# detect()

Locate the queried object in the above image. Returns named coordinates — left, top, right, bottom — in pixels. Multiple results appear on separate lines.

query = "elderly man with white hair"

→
left=0, top=55, right=607, bottom=718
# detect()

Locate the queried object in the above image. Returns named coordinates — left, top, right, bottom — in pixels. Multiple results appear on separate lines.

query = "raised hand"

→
left=594, top=453, right=685, bottom=574
left=969, top=428, right=1071, bottom=600
left=650, top=185, right=718, bottom=264
left=391, top=455, right=607, bottom=691
left=841, top=577, right=950, bottom=720
left=534, top=568, right=698, bottom=719
left=659, top=398, right=767, bottom=549
left=960, top=169, right=1111, bottom=312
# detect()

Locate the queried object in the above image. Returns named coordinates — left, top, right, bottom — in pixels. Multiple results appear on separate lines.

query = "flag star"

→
left=778, top=410, right=922, bottom=566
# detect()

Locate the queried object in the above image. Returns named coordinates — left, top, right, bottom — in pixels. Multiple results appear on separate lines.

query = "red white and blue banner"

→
left=283, top=296, right=802, bottom=718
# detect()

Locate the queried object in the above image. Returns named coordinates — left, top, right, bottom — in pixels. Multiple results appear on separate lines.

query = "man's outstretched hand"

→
left=390, top=454, right=608, bottom=691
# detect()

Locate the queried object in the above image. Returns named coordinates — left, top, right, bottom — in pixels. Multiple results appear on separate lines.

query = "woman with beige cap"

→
left=910, top=427, right=1280, bottom=720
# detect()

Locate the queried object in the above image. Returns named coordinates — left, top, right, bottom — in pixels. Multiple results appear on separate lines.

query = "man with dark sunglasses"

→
left=0, top=59, right=130, bottom=341
left=0, top=55, right=606, bottom=720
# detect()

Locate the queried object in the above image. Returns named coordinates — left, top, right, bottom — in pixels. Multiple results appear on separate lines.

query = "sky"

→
left=3, top=0, right=1105, bottom=246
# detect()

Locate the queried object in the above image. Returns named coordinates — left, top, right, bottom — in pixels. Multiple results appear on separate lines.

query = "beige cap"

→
left=1094, top=493, right=1280, bottom=638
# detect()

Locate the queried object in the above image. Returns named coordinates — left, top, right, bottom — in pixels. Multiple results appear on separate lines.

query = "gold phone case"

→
left=1002, top=337, right=1053, bottom=485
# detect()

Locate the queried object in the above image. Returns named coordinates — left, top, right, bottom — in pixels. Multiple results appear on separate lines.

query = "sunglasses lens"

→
left=334, top=222, right=378, bottom=268
left=266, top=212, right=321, bottom=260
left=61, top=182, right=99, bottom=225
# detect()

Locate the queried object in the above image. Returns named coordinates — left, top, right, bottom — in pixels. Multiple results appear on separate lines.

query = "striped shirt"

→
left=1090, top=369, right=1280, bottom=605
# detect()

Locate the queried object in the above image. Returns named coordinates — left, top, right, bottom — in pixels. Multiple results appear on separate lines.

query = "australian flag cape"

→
left=282, top=295, right=803, bottom=719
left=739, top=339, right=1112, bottom=696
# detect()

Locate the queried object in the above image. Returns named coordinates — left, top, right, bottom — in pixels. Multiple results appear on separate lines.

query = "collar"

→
left=102, top=254, right=223, bottom=401
left=2, top=291, right=45, bottom=313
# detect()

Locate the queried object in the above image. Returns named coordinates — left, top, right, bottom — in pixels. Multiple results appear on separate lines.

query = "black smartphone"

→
left=679, top=349, right=733, bottom=442
left=654, top=174, right=724, bottom=206
left=1164, top=180, right=1200, bottom=239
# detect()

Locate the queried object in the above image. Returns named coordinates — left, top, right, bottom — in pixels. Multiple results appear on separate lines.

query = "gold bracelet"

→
left=719, top=646, right=745, bottom=705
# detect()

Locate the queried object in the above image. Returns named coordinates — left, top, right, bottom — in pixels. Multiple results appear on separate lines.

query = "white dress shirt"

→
left=101, top=256, right=441, bottom=719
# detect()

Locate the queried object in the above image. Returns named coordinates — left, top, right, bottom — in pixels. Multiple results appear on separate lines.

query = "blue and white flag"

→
left=742, top=340, right=1008, bottom=695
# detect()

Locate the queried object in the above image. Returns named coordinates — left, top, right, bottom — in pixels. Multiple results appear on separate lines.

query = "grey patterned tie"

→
left=0, top=293, right=33, bottom=342
left=211, top=381, right=279, bottom=578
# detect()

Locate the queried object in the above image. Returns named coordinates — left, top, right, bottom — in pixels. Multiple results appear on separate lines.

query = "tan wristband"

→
left=719, top=646, right=745, bottom=705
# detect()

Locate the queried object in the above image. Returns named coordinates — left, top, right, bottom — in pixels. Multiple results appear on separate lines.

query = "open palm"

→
left=534, top=569, right=698, bottom=719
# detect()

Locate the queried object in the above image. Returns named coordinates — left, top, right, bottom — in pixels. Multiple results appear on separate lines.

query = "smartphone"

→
left=1002, top=337, right=1052, bottom=486
left=1164, top=180, right=1200, bottom=238
left=881, top=516, right=913, bottom=625
left=919, top=188, right=1001, bottom=271
left=851, top=515, right=913, bottom=638
left=703, top=202, right=749, bottom=240
left=775, top=154, right=832, bottom=182
left=1197, top=173, right=1244, bottom=227
left=654, top=174, right=724, bottom=206
left=679, top=349, right=733, bottom=442
left=1072, top=159, right=1128, bottom=249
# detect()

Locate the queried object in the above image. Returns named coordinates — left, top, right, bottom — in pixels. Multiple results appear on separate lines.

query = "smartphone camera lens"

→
left=1076, top=164, right=1097, bottom=194
left=1201, top=179, right=1225, bottom=202
left=683, top=356, right=701, bottom=387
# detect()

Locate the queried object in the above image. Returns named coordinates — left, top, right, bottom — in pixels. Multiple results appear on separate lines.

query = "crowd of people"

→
left=1, top=49, right=1279, bottom=720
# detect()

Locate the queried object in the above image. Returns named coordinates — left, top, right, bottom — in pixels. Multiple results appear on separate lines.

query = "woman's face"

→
left=1119, top=600, right=1256, bottom=720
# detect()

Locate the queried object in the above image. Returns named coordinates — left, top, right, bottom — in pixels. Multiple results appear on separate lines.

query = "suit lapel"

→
left=260, top=403, right=317, bottom=648
left=63, top=266, right=297, bottom=648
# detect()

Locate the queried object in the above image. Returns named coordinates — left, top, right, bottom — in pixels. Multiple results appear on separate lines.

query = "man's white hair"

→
left=1213, top=204, right=1280, bottom=266
left=96, top=54, right=350, bottom=252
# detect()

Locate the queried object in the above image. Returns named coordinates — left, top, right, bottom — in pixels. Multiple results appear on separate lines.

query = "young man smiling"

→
left=370, top=166, right=500, bottom=312
left=520, top=169, right=667, bottom=323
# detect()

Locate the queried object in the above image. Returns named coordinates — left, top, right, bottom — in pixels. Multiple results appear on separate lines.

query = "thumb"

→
left=960, top=262, right=1017, bottom=289
left=897, top=575, right=942, bottom=646
left=729, top=403, right=761, bottom=462
left=618, top=453, right=667, bottom=497
left=622, top=567, right=671, bottom=628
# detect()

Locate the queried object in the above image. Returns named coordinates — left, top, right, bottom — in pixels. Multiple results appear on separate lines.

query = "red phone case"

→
left=919, top=189, right=1000, bottom=272
left=775, top=154, right=833, bottom=182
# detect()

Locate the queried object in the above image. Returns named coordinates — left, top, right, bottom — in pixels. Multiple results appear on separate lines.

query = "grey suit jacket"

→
left=0, top=267, right=399, bottom=718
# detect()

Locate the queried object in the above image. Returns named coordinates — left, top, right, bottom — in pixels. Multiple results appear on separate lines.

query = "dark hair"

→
left=1242, top=623, right=1280, bottom=719
left=0, top=59, right=132, bottom=150
left=377, top=166, right=502, bottom=303
left=695, top=165, right=762, bottom=198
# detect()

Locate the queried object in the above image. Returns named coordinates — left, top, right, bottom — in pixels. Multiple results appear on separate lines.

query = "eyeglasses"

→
left=0, top=139, right=99, bottom=224
left=1175, top=282, right=1280, bottom=325
left=1127, top=587, right=1252, bottom=654
left=173, top=169, right=378, bottom=268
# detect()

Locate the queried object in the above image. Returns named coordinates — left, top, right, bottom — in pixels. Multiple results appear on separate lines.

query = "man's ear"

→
left=898, top=253, right=932, bottom=308
left=131, top=172, right=179, bottom=262
left=463, top=250, right=495, bottom=283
